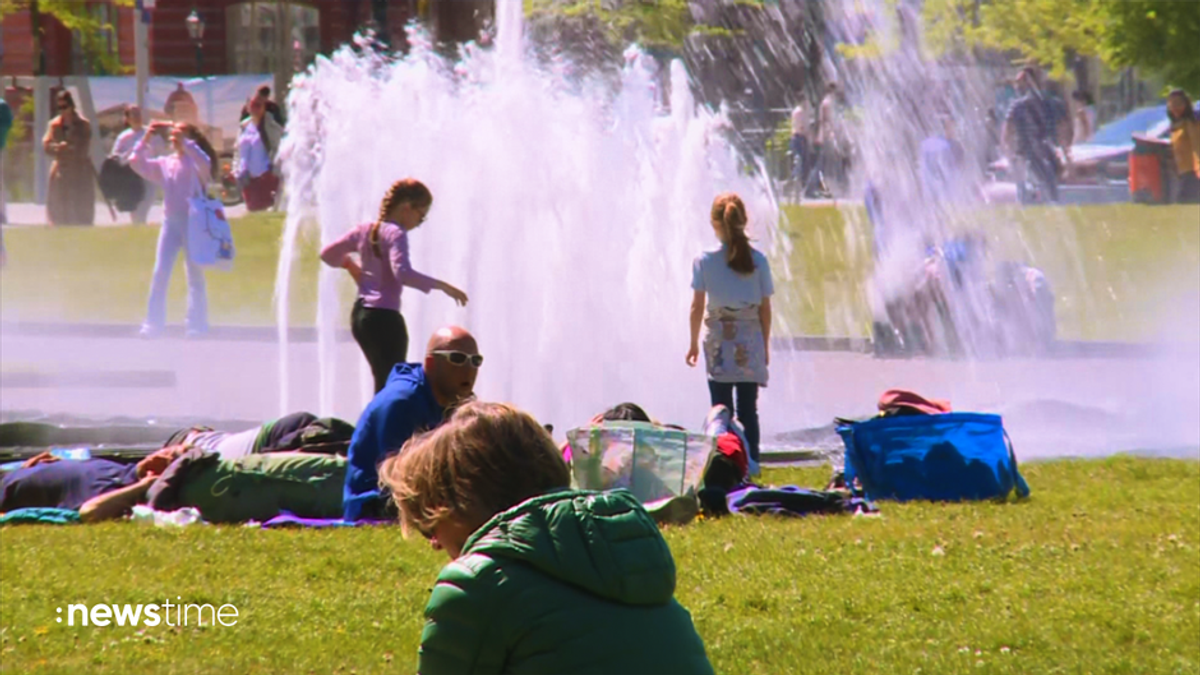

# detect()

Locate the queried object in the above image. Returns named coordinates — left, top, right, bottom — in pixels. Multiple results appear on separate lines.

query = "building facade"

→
left=1, top=0, right=492, bottom=77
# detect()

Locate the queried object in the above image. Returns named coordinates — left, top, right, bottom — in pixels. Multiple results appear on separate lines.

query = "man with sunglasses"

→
left=343, top=325, right=483, bottom=521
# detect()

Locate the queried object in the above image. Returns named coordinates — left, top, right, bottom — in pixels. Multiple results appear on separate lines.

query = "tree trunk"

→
left=32, top=0, right=45, bottom=76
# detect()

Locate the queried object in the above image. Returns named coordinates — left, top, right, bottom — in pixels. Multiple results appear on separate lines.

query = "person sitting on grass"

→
left=379, top=400, right=714, bottom=675
left=342, top=325, right=482, bottom=522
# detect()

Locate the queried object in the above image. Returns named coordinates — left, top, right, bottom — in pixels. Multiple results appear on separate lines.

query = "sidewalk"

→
left=2, top=202, right=250, bottom=227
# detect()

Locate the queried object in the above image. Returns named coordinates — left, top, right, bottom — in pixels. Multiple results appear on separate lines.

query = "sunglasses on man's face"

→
left=432, top=350, right=484, bottom=368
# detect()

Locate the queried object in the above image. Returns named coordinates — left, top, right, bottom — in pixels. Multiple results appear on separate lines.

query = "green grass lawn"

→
left=2, top=457, right=1198, bottom=674
left=1, top=205, right=1197, bottom=340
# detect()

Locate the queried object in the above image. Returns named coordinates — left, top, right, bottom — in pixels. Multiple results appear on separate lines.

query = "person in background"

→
left=129, top=120, right=219, bottom=338
left=919, top=115, right=967, bottom=207
left=1003, top=67, right=1060, bottom=204
left=109, top=105, right=165, bottom=223
left=379, top=400, right=714, bottom=675
left=42, top=90, right=95, bottom=226
left=239, top=85, right=285, bottom=128
left=1071, top=90, right=1096, bottom=144
left=686, top=193, right=774, bottom=475
left=1164, top=89, right=1200, bottom=204
left=320, top=178, right=469, bottom=392
left=233, top=94, right=283, bottom=211
left=816, top=81, right=848, bottom=197
left=342, top=326, right=482, bottom=521
left=788, top=101, right=809, bottom=199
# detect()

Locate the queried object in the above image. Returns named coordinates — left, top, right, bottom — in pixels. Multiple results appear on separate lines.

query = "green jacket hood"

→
left=461, top=489, right=677, bottom=606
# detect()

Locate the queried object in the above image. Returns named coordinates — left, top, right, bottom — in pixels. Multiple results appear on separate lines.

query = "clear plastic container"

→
left=130, top=505, right=203, bottom=527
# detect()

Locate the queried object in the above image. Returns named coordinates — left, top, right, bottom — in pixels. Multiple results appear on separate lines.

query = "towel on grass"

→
left=0, top=507, right=81, bottom=525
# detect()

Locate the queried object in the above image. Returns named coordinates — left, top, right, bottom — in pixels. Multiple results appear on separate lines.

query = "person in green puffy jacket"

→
left=380, top=400, right=714, bottom=675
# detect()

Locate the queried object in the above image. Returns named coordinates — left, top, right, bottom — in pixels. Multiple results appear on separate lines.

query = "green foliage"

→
left=525, top=0, right=695, bottom=51
left=1, top=458, right=1197, bottom=673
left=1099, top=1, right=1200, bottom=94
left=0, top=0, right=133, bottom=75
left=920, top=0, right=1200, bottom=91
left=921, top=0, right=1107, bottom=78
left=8, top=96, right=35, bottom=145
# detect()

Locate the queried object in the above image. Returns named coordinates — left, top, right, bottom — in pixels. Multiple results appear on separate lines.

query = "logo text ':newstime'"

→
left=57, top=599, right=238, bottom=627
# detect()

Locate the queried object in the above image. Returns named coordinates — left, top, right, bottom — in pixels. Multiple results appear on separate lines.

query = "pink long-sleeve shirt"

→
left=320, top=221, right=438, bottom=312
left=129, top=135, right=211, bottom=223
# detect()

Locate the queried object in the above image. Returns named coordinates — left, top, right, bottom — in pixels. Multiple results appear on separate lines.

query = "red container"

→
left=1129, top=136, right=1167, bottom=203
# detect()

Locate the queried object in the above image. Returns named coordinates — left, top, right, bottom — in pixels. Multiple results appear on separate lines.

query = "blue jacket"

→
left=343, top=363, right=443, bottom=521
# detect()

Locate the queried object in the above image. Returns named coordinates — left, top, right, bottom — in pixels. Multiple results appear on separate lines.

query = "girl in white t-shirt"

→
left=686, top=193, right=774, bottom=473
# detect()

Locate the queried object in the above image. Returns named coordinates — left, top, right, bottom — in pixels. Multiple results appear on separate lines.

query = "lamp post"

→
left=186, top=9, right=205, bottom=76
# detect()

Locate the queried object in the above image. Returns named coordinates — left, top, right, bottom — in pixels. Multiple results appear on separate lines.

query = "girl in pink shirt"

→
left=320, top=178, right=468, bottom=392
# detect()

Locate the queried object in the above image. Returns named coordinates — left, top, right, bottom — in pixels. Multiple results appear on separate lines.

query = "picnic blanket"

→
left=0, top=507, right=81, bottom=525
left=260, top=512, right=393, bottom=529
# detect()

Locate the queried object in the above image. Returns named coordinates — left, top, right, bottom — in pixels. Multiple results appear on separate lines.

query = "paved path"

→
left=1, top=327, right=1195, bottom=460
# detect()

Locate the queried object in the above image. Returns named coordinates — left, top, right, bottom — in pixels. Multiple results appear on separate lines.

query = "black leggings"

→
left=707, top=381, right=760, bottom=462
left=350, top=299, right=409, bottom=393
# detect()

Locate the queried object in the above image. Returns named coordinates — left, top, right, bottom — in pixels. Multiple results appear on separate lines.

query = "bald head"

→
left=426, top=325, right=477, bottom=355
left=424, top=326, right=481, bottom=407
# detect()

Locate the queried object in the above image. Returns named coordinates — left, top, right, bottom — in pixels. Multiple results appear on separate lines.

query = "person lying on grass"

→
left=379, top=400, right=715, bottom=675
left=0, top=446, right=182, bottom=516
left=1, top=445, right=346, bottom=524
left=161, top=411, right=354, bottom=461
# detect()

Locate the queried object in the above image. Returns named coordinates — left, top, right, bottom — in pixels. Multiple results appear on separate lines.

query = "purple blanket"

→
left=260, top=511, right=394, bottom=529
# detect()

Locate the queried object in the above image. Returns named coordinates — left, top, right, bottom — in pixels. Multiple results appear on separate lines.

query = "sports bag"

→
left=837, top=412, right=1030, bottom=502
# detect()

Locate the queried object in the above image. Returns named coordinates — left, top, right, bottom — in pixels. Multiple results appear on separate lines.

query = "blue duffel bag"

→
left=836, top=413, right=1030, bottom=502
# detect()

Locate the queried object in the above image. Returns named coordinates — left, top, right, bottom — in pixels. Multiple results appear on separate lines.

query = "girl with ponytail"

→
left=686, top=193, right=774, bottom=474
left=320, top=178, right=469, bottom=392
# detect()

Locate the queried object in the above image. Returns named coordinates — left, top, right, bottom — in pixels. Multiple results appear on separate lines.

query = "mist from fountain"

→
left=275, top=13, right=785, bottom=432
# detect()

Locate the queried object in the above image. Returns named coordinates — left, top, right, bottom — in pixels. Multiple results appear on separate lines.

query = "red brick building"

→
left=1, top=0, right=493, bottom=77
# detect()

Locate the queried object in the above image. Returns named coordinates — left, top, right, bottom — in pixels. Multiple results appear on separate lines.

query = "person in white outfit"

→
left=233, top=95, right=283, bottom=211
left=110, top=106, right=166, bottom=223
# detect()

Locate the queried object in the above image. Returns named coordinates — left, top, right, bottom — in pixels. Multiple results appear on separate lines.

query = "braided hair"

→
left=369, top=178, right=433, bottom=257
left=710, top=192, right=755, bottom=275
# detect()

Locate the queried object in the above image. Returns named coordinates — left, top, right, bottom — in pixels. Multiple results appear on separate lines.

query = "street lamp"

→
left=186, top=9, right=205, bottom=76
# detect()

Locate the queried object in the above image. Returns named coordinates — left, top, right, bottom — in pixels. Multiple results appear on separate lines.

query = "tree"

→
left=1100, top=1, right=1200, bottom=94
left=524, top=0, right=695, bottom=55
left=921, top=0, right=1200, bottom=94
left=523, top=0, right=825, bottom=114
left=921, top=0, right=1107, bottom=80
left=0, top=0, right=134, bottom=75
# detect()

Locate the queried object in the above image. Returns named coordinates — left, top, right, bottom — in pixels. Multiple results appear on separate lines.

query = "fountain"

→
left=269, top=1, right=1197, bottom=459
left=274, top=8, right=784, bottom=433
